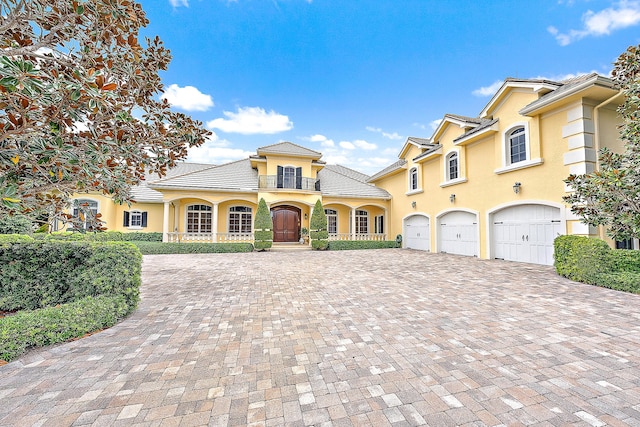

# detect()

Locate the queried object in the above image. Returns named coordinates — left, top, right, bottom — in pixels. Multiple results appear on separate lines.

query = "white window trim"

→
left=128, top=210, right=144, bottom=230
left=443, top=150, right=461, bottom=182
left=501, top=122, right=531, bottom=168
left=228, top=205, right=253, bottom=234
left=494, top=158, right=544, bottom=174
left=72, top=198, right=100, bottom=230
left=439, top=177, right=468, bottom=188
left=325, top=209, right=338, bottom=234
left=185, top=204, right=213, bottom=233
left=407, top=167, right=421, bottom=193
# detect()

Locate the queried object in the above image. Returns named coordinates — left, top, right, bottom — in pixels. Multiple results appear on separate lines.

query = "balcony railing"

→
left=329, top=233, right=387, bottom=241
left=166, top=232, right=254, bottom=243
left=258, top=175, right=320, bottom=191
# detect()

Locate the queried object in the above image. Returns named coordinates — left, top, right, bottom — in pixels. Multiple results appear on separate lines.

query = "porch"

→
left=165, top=232, right=388, bottom=243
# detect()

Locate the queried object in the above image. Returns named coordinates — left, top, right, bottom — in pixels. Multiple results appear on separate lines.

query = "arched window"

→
left=325, top=209, right=337, bottom=234
left=229, top=206, right=252, bottom=233
left=72, top=199, right=98, bottom=230
left=447, top=152, right=459, bottom=180
left=409, top=167, right=418, bottom=191
left=187, top=204, right=212, bottom=233
left=508, top=127, right=527, bottom=164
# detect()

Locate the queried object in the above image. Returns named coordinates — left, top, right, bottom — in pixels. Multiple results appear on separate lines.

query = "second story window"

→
left=277, top=166, right=302, bottom=189
left=447, top=152, right=459, bottom=180
left=509, top=127, right=527, bottom=164
left=409, top=167, right=418, bottom=191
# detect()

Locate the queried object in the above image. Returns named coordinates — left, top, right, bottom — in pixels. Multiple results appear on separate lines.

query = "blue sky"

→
left=139, top=0, right=640, bottom=174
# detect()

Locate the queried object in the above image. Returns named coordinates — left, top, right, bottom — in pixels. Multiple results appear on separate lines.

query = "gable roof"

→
left=480, top=78, right=561, bottom=118
left=149, top=159, right=258, bottom=193
left=325, top=164, right=371, bottom=183
left=368, top=159, right=407, bottom=182
left=398, top=136, right=432, bottom=158
left=256, top=141, right=323, bottom=159
left=319, top=165, right=391, bottom=199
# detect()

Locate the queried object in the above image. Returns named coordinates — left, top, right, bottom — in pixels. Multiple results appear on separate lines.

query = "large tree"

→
left=0, top=0, right=210, bottom=225
left=564, top=44, right=640, bottom=241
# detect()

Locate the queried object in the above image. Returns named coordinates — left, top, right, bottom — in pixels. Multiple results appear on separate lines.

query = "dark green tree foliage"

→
left=253, top=198, right=273, bottom=251
left=564, top=44, right=640, bottom=240
left=0, top=214, right=31, bottom=234
left=310, top=199, right=328, bottom=250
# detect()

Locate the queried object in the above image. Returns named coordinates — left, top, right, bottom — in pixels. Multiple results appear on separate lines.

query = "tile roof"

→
left=257, top=141, right=323, bottom=158
left=148, top=159, right=258, bottom=192
left=131, top=163, right=212, bottom=202
left=368, top=159, right=407, bottom=182
left=453, top=118, right=499, bottom=142
left=406, top=137, right=432, bottom=147
left=412, top=144, right=443, bottom=162
left=319, top=165, right=391, bottom=199
left=324, top=164, right=371, bottom=183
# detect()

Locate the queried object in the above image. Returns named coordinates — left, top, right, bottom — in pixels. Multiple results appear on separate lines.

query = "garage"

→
left=492, top=204, right=563, bottom=265
left=404, top=215, right=430, bottom=251
left=438, top=211, right=478, bottom=257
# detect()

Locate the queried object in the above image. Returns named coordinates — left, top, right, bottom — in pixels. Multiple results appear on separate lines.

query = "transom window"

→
left=187, top=204, right=212, bottom=233
left=509, top=127, right=527, bottom=164
left=409, top=167, right=418, bottom=191
left=229, top=206, right=252, bottom=233
left=447, top=152, right=459, bottom=180
left=325, top=209, right=337, bottom=234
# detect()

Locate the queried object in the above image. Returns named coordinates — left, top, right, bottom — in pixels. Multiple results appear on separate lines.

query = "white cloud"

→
left=188, top=141, right=252, bottom=165
left=353, top=139, right=377, bottom=150
left=339, top=141, right=355, bottom=150
left=169, top=0, right=189, bottom=7
left=549, top=0, right=640, bottom=45
left=161, top=84, right=213, bottom=112
left=366, top=126, right=403, bottom=140
left=207, top=106, right=293, bottom=134
left=303, top=134, right=335, bottom=147
left=472, top=80, right=503, bottom=97
left=430, top=119, right=443, bottom=131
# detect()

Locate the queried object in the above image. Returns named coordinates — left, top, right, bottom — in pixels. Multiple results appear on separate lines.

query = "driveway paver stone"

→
left=1, top=249, right=640, bottom=426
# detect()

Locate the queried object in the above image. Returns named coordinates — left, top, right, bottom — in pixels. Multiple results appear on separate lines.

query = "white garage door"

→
left=439, top=211, right=478, bottom=257
left=405, top=215, right=430, bottom=251
left=492, top=204, right=562, bottom=265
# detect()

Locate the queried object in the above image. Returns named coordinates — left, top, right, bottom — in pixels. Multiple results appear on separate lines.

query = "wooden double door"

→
left=272, top=206, right=301, bottom=242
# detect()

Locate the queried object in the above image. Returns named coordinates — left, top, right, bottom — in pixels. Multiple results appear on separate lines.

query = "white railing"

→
left=328, top=233, right=387, bottom=241
left=166, top=232, right=254, bottom=243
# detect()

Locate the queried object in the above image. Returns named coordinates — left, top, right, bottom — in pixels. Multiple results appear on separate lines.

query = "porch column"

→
left=212, top=203, right=219, bottom=242
left=351, top=207, right=356, bottom=240
left=384, top=208, right=389, bottom=240
left=173, top=202, right=180, bottom=231
left=162, top=201, right=170, bottom=242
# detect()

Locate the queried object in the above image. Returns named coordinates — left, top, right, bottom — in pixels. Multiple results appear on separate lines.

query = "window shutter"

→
left=141, top=212, right=148, bottom=227
left=295, top=167, right=302, bottom=189
left=123, top=211, right=130, bottom=227
left=277, top=166, right=284, bottom=188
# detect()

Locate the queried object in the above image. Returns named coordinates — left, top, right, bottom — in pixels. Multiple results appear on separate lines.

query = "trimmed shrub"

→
left=0, top=295, right=132, bottom=362
left=0, top=241, right=141, bottom=311
left=254, top=198, right=273, bottom=251
left=122, top=232, right=163, bottom=242
left=0, top=234, right=34, bottom=244
left=554, top=235, right=640, bottom=293
left=132, top=242, right=254, bottom=254
left=310, top=199, right=328, bottom=250
left=0, top=215, right=32, bottom=234
left=39, top=231, right=162, bottom=242
left=328, top=240, right=398, bottom=250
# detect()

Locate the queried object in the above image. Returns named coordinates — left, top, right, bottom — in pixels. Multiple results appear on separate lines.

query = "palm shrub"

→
left=310, top=199, right=328, bottom=250
left=253, top=198, right=273, bottom=251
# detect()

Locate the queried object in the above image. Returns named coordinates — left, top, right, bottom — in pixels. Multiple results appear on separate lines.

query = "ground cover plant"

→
left=554, top=235, right=640, bottom=293
left=0, top=240, right=141, bottom=362
left=328, top=240, right=398, bottom=250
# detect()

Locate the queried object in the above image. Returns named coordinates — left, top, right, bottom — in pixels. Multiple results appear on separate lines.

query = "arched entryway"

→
left=272, top=206, right=301, bottom=242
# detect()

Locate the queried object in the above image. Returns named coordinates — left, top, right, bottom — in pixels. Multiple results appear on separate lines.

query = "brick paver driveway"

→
left=2, top=249, right=640, bottom=426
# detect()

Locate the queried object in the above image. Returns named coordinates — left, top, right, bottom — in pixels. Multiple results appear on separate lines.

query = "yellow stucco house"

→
left=65, top=73, right=630, bottom=265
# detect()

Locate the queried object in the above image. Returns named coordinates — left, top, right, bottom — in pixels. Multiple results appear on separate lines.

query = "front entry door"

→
left=272, top=207, right=300, bottom=242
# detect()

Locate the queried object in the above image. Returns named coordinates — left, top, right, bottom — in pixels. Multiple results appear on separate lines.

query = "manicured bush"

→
left=0, top=295, right=132, bottom=362
left=554, top=235, right=640, bottom=293
left=0, top=234, right=34, bottom=244
left=39, top=231, right=162, bottom=242
left=0, top=241, right=141, bottom=311
left=310, top=199, right=328, bottom=250
left=0, top=215, right=32, bottom=234
left=122, top=232, right=163, bottom=242
left=328, top=240, right=398, bottom=250
left=132, top=242, right=254, bottom=254
left=253, top=198, right=273, bottom=251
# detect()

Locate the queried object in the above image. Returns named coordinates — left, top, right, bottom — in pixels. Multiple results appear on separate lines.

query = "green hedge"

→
left=0, top=241, right=141, bottom=311
left=132, top=242, right=254, bottom=254
left=0, top=295, right=132, bottom=362
left=328, top=240, right=398, bottom=251
left=35, top=231, right=163, bottom=242
left=0, top=234, right=34, bottom=244
left=554, top=235, right=640, bottom=293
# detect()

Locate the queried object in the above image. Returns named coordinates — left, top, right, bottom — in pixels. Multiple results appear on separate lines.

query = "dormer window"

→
left=447, top=152, right=458, bottom=180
